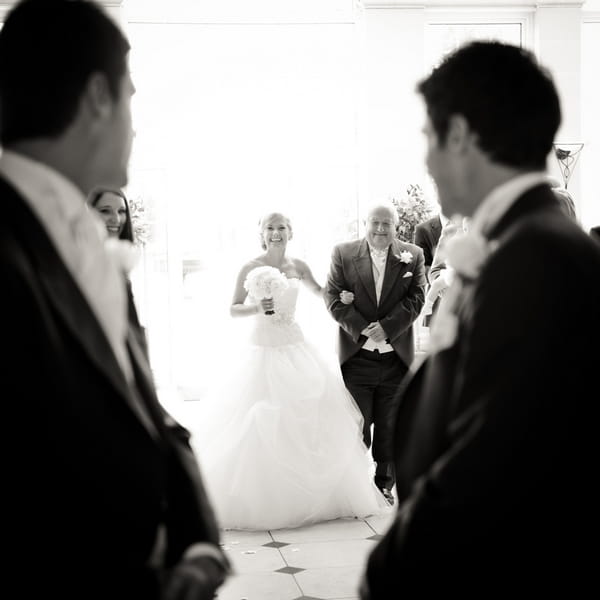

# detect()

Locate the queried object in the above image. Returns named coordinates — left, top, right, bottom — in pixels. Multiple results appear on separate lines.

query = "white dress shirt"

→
left=363, top=244, right=394, bottom=353
left=471, top=171, right=549, bottom=236
left=0, top=149, right=133, bottom=382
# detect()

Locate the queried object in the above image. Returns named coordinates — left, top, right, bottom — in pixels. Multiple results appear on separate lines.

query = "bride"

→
left=190, top=211, right=390, bottom=531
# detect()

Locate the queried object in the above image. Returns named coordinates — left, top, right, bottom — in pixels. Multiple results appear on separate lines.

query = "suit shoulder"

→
left=396, top=240, right=424, bottom=257
left=332, top=239, right=361, bottom=253
left=418, top=215, right=439, bottom=228
left=490, top=212, right=600, bottom=280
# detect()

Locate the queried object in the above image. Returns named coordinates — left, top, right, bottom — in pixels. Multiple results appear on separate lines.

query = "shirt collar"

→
left=367, top=242, right=389, bottom=259
left=470, top=171, right=548, bottom=237
left=0, top=148, right=90, bottom=226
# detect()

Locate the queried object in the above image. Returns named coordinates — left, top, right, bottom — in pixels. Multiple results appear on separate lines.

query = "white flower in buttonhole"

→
left=398, top=250, right=413, bottom=264
left=428, top=231, right=497, bottom=353
left=105, top=237, right=140, bottom=275
left=243, top=265, right=289, bottom=315
left=444, top=231, right=497, bottom=281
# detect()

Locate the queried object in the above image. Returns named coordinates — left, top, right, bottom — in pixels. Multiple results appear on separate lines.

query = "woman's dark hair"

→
left=417, top=41, right=561, bottom=170
left=89, top=187, right=134, bottom=243
left=0, top=0, right=130, bottom=145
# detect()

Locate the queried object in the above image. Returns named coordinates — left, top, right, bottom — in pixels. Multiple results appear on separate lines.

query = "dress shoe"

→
left=379, top=487, right=394, bottom=506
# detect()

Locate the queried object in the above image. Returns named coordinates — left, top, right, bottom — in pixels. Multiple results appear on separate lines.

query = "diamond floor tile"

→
left=276, top=566, right=305, bottom=574
left=295, top=565, right=364, bottom=599
left=263, top=540, right=290, bottom=548
left=215, top=517, right=382, bottom=600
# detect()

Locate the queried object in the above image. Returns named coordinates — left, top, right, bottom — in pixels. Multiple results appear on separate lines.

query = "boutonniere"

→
left=397, top=250, right=413, bottom=264
left=445, top=232, right=497, bottom=280
left=105, top=238, right=140, bottom=275
left=427, top=232, right=498, bottom=354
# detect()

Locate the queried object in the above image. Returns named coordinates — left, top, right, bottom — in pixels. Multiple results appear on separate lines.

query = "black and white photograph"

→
left=2, top=0, right=599, bottom=598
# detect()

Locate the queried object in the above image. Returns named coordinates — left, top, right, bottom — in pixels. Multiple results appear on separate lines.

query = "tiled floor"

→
left=215, top=512, right=396, bottom=600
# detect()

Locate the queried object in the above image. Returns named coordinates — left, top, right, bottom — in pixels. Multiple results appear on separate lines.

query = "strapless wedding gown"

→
left=189, top=277, right=390, bottom=531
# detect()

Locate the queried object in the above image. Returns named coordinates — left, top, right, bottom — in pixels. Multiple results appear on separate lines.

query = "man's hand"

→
left=161, top=555, right=227, bottom=600
left=340, top=290, right=355, bottom=305
left=363, top=321, right=387, bottom=343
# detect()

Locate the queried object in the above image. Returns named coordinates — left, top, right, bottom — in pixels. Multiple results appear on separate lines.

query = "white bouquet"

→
left=243, top=266, right=289, bottom=315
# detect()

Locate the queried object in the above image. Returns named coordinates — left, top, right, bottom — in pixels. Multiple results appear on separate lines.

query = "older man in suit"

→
left=0, top=1, right=228, bottom=598
left=360, top=41, right=600, bottom=598
left=325, top=203, right=426, bottom=505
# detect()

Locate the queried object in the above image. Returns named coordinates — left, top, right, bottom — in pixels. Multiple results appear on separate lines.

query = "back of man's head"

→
left=0, top=0, right=130, bottom=145
left=417, top=41, right=561, bottom=171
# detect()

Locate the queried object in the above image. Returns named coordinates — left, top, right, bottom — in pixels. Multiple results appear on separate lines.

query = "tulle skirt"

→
left=186, top=337, right=390, bottom=531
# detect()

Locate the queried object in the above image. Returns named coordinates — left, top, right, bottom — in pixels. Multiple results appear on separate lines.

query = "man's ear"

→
left=446, top=114, right=475, bottom=154
left=82, top=72, right=112, bottom=120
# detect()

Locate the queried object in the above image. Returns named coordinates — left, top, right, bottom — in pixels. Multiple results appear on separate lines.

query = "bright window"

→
left=126, top=22, right=358, bottom=394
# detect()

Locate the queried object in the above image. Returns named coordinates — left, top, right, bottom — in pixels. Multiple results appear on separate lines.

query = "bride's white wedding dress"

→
left=189, top=276, right=390, bottom=531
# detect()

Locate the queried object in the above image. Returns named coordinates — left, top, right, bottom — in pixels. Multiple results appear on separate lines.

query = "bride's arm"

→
left=294, top=258, right=324, bottom=298
left=230, top=263, right=262, bottom=317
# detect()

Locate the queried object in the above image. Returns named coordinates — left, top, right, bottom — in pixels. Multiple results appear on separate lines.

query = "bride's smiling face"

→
left=260, top=214, right=293, bottom=250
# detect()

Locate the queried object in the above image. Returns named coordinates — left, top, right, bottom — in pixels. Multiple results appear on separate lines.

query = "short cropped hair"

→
left=0, top=0, right=130, bottom=144
left=363, top=202, right=399, bottom=226
left=417, top=41, right=561, bottom=171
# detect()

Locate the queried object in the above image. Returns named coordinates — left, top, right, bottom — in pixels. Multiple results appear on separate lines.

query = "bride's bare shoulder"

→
left=239, top=257, right=267, bottom=273
left=289, top=257, right=311, bottom=278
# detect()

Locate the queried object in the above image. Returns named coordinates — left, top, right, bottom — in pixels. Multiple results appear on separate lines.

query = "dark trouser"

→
left=341, top=348, right=408, bottom=491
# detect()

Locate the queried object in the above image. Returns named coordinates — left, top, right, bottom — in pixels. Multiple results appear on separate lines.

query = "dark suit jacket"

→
left=414, top=214, right=442, bottom=268
left=1, top=178, right=225, bottom=599
left=126, top=277, right=150, bottom=359
left=325, top=238, right=426, bottom=367
left=363, top=184, right=600, bottom=596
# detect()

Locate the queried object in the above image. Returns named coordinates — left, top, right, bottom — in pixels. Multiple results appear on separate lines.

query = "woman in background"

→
left=89, top=187, right=134, bottom=241
left=89, top=188, right=148, bottom=356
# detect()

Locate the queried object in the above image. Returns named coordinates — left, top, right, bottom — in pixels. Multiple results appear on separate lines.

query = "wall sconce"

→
left=553, top=142, right=584, bottom=189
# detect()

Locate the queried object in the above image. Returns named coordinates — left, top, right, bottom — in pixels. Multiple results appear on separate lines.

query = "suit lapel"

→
left=3, top=179, right=138, bottom=410
left=379, top=240, right=410, bottom=306
left=431, top=215, right=442, bottom=240
left=488, top=184, right=558, bottom=240
left=353, top=239, right=377, bottom=305
left=39, top=267, right=133, bottom=402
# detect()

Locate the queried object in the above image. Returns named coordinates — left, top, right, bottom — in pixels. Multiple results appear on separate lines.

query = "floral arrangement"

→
left=128, top=194, right=152, bottom=247
left=243, top=266, right=289, bottom=315
left=391, top=184, right=437, bottom=243
left=427, top=231, right=498, bottom=352
left=445, top=232, right=497, bottom=281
